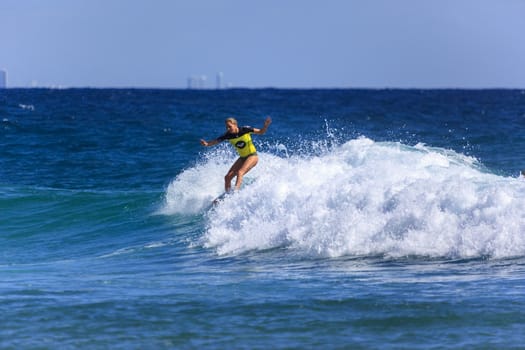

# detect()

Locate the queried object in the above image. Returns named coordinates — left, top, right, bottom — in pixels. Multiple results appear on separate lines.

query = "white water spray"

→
left=163, top=137, right=525, bottom=259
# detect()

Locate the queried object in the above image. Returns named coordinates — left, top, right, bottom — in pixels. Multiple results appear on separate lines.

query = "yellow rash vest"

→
left=216, top=126, right=257, bottom=158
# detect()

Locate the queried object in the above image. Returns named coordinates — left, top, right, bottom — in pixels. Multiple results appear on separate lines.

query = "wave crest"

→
left=164, top=137, right=525, bottom=259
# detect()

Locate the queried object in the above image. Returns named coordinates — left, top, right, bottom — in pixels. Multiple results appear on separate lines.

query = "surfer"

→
left=200, top=116, right=272, bottom=192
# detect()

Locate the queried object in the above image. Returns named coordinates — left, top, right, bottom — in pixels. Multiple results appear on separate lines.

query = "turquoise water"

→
left=1, top=89, right=525, bottom=348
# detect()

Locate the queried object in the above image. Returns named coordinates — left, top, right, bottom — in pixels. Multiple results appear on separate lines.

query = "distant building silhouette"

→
left=187, top=75, right=207, bottom=89
left=0, top=69, right=6, bottom=88
left=216, top=72, right=223, bottom=89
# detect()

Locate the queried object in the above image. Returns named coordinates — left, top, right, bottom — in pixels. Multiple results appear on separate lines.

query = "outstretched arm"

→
left=253, top=116, right=272, bottom=135
left=200, top=139, right=220, bottom=147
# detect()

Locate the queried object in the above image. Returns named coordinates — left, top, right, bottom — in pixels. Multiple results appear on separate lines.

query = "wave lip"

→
left=165, top=137, right=525, bottom=259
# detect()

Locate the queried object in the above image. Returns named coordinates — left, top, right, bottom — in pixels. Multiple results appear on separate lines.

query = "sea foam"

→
left=164, top=137, right=525, bottom=259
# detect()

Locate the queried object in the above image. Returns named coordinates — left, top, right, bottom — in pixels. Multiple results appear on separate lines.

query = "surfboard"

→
left=212, top=192, right=228, bottom=206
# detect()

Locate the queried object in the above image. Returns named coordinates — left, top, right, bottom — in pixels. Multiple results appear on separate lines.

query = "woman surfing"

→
left=200, top=116, right=272, bottom=192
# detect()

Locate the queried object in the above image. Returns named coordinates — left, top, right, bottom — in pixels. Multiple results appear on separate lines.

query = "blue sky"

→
left=1, top=0, right=524, bottom=88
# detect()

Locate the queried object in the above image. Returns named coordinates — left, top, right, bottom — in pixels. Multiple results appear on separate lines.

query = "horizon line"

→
left=2, top=85, right=525, bottom=91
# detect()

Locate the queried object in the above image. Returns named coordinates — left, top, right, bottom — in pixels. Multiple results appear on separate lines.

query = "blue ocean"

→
left=1, top=88, right=525, bottom=349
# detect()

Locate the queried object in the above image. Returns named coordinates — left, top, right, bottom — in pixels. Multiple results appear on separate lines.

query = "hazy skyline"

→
left=1, top=0, right=525, bottom=88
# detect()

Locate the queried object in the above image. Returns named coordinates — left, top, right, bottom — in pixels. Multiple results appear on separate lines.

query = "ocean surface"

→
left=1, top=88, right=525, bottom=349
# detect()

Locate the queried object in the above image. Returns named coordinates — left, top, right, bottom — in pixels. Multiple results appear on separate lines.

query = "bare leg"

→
left=234, top=155, right=258, bottom=190
left=224, top=157, right=245, bottom=192
left=224, top=155, right=259, bottom=192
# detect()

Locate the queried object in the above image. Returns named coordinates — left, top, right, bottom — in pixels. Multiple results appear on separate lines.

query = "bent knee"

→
left=225, top=172, right=234, bottom=181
